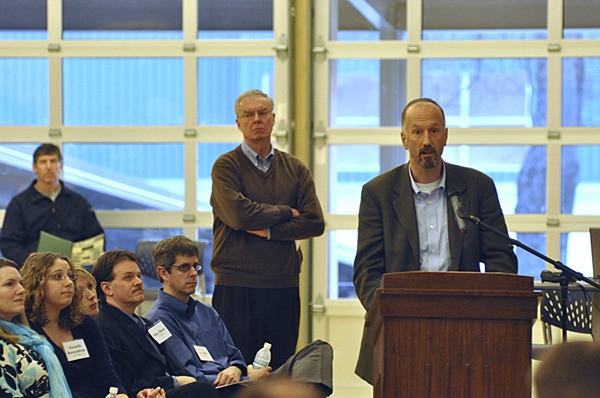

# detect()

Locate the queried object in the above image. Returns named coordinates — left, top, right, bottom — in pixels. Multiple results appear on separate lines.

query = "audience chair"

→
left=532, top=285, right=593, bottom=360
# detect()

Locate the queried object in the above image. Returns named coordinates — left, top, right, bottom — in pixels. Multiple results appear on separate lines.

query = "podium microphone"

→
left=462, top=210, right=599, bottom=289
left=448, top=187, right=467, bottom=234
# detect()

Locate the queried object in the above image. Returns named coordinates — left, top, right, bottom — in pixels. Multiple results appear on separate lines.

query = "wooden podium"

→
left=368, top=272, right=538, bottom=398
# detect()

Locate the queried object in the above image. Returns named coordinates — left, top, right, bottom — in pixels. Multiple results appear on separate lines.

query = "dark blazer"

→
left=353, top=162, right=518, bottom=383
left=95, top=303, right=186, bottom=395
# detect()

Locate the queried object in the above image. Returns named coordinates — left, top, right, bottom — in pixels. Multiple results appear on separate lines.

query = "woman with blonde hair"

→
left=0, top=257, right=71, bottom=397
left=74, top=266, right=99, bottom=316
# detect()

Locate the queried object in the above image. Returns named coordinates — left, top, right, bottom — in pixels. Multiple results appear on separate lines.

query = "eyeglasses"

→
left=47, top=272, right=78, bottom=282
left=239, top=109, right=272, bottom=120
left=169, top=263, right=202, bottom=273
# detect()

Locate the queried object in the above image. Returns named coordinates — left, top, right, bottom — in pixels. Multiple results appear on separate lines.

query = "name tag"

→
left=194, top=345, right=214, bottom=362
left=148, top=320, right=172, bottom=344
left=63, top=339, right=90, bottom=362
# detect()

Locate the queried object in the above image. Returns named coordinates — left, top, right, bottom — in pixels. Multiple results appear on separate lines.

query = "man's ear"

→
left=156, top=266, right=169, bottom=282
left=100, top=281, right=112, bottom=296
left=400, top=131, right=408, bottom=149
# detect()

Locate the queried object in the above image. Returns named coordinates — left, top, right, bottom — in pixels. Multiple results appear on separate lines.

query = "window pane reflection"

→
left=423, top=0, right=546, bottom=40
left=423, top=59, right=547, bottom=127
left=330, top=59, right=407, bottom=127
left=63, top=0, right=182, bottom=40
left=63, top=143, right=184, bottom=211
left=444, top=145, right=548, bottom=216
left=562, top=146, right=600, bottom=215
left=564, top=0, right=600, bottom=39
left=198, top=58, right=274, bottom=125
left=328, top=230, right=357, bottom=299
left=0, top=144, right=40, bottom=209
left=63, top=58, right=183, bottom=126
left=0, top=58, right=48, bottom=125
left=562, top=58, right=600, bottom=127
left=329, top=145, right=405, bottom=214
left=198, top=0, right=273, bottom=39
left=562, top=232, right=593, bottom=278
left=197, top=228, right=214, bottom=295
left=0, top=0, right=47, bottom=40
left=514, top=233, right=547, bottom=279
left=197, top=143, right=238, bottom=211
left=330, top=0, right=407, bottom=41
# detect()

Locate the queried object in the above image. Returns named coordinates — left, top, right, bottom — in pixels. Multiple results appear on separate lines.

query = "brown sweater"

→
left=210, top=145, right=324, bottom=288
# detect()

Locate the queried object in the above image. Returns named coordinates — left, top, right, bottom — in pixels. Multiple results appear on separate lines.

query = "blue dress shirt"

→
left=145, top=290, right=247, bottom=383
left=408, top=164, right=450, bottom=272
left=241, top=141, right=274, bottom=172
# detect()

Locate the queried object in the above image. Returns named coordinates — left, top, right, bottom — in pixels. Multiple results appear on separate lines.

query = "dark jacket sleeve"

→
left=96, top=309, right=176, bottom=395
left=0, top=198, right=31, bottom=266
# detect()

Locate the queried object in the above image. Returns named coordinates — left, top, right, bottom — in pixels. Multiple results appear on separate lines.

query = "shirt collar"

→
left=241, top=141, right=274, bottom=162
left=157, top=288, right=195, bottom=318
left=408, top=161, right=447, bottom=194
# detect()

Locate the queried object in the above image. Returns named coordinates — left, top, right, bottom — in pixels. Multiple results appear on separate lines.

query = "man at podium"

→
left=352, top=98, right=518, bottom=384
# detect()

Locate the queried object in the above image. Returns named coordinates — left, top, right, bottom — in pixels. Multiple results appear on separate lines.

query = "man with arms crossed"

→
left=145, top=236, right=333, bottom=397
left=353, top=98, right=518, bottom=383
left=1, top=143, right=103, bottom=266
left=210, top=90, right=325, bottom=368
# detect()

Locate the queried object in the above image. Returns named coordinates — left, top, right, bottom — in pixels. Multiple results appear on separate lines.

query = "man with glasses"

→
left=1, top=143, right=103, bottom=266
left=210, top=90, right=325, bottom=369
left=145, top=236, right=333, bottom=398
left=92, top=250, right=216, bottom=398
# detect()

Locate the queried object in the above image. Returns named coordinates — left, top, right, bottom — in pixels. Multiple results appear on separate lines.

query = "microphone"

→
left=447, top=187, right=467, bottom=234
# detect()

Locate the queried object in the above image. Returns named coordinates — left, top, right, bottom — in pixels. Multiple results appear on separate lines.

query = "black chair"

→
left=540, top=286, right=593, bottom=339
left=533, top=285, right=593, bottom=360
left=135, top=239, right=208, bottom=299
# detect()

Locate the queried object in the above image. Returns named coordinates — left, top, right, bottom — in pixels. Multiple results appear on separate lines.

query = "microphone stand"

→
left=466, top=214, right=600, bottom=343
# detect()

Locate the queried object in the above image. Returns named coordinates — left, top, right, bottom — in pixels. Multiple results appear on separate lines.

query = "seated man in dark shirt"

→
left=92, top=250, right=216, bottom=398
left=1, top=143, right=103, bottom=266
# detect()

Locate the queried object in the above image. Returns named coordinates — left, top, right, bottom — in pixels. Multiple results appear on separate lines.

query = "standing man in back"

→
left=1, top=143, right=103, bottom=266
left=210, top=89, right=325, bottom=368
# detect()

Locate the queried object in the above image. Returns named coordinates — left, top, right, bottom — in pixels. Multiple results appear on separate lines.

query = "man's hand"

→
left=246, top=208, right=299, bottom=238
left=175, top=376, right=197, bottom=386
left=214, top=366, right=243, bottom=387
left=136, top=387, right=166, bottom=398
left=247, top=364, right=272, bottom=381
left=247, top=229, right=269, bottom=238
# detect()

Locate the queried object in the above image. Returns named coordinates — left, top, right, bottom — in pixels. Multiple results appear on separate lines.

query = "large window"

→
left=0, top=0, right=288, bottom=297
left=317, top=0, right=600, bottom=299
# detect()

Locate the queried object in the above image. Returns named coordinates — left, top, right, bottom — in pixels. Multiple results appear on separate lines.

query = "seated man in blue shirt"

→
left=145, top=236, right=333, bottom=397
left=92, top=250, right=217, bottom=398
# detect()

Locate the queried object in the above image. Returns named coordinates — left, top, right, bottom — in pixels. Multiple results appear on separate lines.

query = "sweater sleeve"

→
left=211, top=153, right=294, bottom=231
left=269, top=164, right=325, bottom=241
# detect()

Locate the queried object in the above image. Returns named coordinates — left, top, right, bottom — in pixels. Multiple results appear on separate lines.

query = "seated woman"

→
left=0, top=257, right=71, bottom=397
left=75, top=267, right=99, bottom=316
left=21, top=253, right=164, bottom=398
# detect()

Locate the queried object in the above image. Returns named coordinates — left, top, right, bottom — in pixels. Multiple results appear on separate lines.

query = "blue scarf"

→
left=0, top=319, right=72, bottom=398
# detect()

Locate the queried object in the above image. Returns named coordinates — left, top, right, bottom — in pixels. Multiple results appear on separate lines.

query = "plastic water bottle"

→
left=252, top=342, right=272, bottom=368
left=105, top=387, right=118, bottom=398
